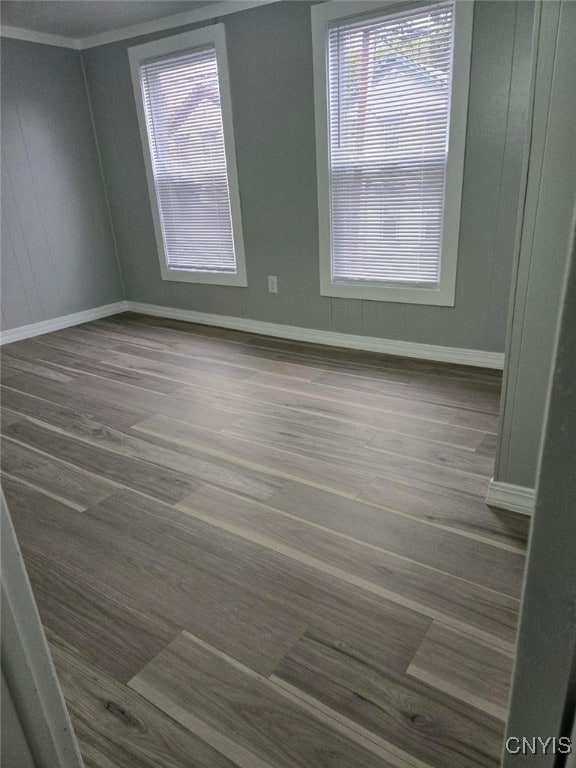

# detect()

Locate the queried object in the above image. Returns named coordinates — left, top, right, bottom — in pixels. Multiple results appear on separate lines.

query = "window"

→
left=312, top=1, right=473, bottom=304
left=129, top=26, right=246, bottom=285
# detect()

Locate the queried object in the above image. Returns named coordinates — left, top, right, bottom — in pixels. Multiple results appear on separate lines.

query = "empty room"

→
left=1, top=1, right=575, bottom=766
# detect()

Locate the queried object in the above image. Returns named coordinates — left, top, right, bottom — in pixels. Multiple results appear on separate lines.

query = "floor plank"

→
left=1, top=437, right=116, bottom=511
left=273, top=629, right=504, bottom=768
left=4, top=367, right=240, bottom=432
left=0, top=407, right=22, bottom=427
left=6, top=480, right=307, bottom=677
left=359, top=473, right=528, bottom=547
left=407, top=622, right=513, bottom=722
left=182, top=371, right=465, bottom=426
left=312, top=370, right=501, bottom=413
left=3, top=372, right=146, bottom=429
left=0, top=359, right=19, bottom=381
left=177, top=484, right=525, bottom=600
left=0, top=315, right=528, bottom=768
left=105, top=312, right=252, bottom=344
left=1, top=353, right=78, bottom=382
left=114, top=314, right=503, bottom=388
left=175, top=486, right=520, bottom=650
left=134, top=414, right=374, bottom=496
left=5, top=338, right=183, bottom=394
left=367, top=429, right=495, bottom=476
left=167, top=342, right=328, bottom=380
left=90, top=491, right=431, bottom=678
left=449, top=410, right=500, bottom=432
left=360, top=456, right=492, bottom=502
left=47, top=629, right=237, bottom=768
left=476, top=432, right=499, bottom=456
left=130, top=630, right=403, bottom=768
left=54, top=321, right=179, bottom=351
left=223, top=412, right=495, bottom=478
left=110, top=341, right=286, bottom=381
left=99, top=349, right=269, bottom=389
left=31, top=556, right=179, bottom=683
left=241, top=333, right=503, bottom=382
left=2, top=476, right=180, bottom=681
left=2, top=418, right=200, bottom=504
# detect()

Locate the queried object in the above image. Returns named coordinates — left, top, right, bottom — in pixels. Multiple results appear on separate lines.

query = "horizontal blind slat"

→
left=327, top=2, right=455, bottom=285
left=140, top=44, right=237, bottom=274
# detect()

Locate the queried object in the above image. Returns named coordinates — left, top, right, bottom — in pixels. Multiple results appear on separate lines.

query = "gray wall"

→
left=82, top=0, right=534, bottom=353
left=494, top=0, right=576, bottom=490
left=0, top=38, right=124, bottom=332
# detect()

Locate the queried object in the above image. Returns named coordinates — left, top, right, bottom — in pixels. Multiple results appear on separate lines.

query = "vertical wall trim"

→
left=483, top=0, right=518, bottom=349
left=493, top=1, right=541, bottom=481
left=502, top=207, right=576, bottom=766
left=79, top=51, right=126, bottom=299
left=0, top=492, right=84, bottom=768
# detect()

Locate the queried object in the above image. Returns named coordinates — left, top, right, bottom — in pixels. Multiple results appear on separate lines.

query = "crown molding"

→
left=1, top=2, right=280, bottom=51
left=78, top=0, right=280, bottom=48
left=0, top=24, right=80, bottom=49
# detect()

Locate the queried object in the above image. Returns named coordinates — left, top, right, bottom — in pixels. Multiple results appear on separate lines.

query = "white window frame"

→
left=312, top=0, right=473, bottom=305
left=129, top=25, right=247, bottom=286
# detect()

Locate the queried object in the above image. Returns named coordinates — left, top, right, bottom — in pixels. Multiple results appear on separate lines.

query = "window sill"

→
left=320, top=279, right=456, bottom=306
left=160, top=265, right=247, bottom=287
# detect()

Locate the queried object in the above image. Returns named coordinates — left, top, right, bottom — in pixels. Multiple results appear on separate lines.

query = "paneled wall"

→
left=82, top=0, right=534, bottom=352
left=0, top=2, right=535, bottom=352
left=0, top=38, right=123, bottom=332
left=494, top=0, right=576, bottom=490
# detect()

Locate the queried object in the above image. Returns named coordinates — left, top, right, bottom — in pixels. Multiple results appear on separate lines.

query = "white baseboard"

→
left=486, top=479, right=535, bottom=516
left=0, top=301, right=127, bottom=345
left=0, top=298, right=505, bottom=369
left=126, top=301, right=505, bottom=369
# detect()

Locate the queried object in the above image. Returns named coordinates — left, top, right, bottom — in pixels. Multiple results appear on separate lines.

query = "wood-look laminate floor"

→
left=0, top=313, right=529, bottom=768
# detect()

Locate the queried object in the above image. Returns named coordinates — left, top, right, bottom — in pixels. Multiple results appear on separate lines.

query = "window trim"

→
left=128, top=25, right=247, bottom=286
left=311, top=0, right=474, bottom=305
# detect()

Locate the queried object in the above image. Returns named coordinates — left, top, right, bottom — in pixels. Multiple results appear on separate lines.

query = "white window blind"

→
left=140, top=45, right=237, bottom=273
left=327, top=2, right=456, bottom=286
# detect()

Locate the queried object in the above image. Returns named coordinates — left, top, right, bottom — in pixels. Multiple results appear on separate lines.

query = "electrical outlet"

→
left=268, top=275, right=278, bottom=293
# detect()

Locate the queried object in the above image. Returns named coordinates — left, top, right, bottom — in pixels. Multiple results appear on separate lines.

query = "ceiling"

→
left=0, top=1, right=218, bottom=39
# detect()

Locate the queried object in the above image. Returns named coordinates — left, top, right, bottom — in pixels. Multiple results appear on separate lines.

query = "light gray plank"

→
left=2, top=375, right=145, bottom=429
left=274, top=629, right=504, bottom=768
left=1, top=437, right=116, bottom=511
left=408, top=622, right=513, bottom=722
left=48, top=630, right=236, bottom=768
left=358, top=473, right=528, bottom=547
left=1, top=354, right=78, bottom=383
left=177, top=483, right=525, bottom=600
left=226, top=372, right=464, bottom=425
left=130, top=630, right=395, bottom=768
left=7, top=480, right=308, bottom=678
left=5, top=339, right=183, bottom=394
left=0, top=408, right=22, bottom=428
left=223, top=412, right=495, bottom=478
left=134, top=414, right=374, bottom=497
left=2, top=418, right=200, bottom=504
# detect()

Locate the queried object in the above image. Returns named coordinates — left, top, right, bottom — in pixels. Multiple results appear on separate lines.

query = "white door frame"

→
left=1, top=490, right=84, bottom=767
